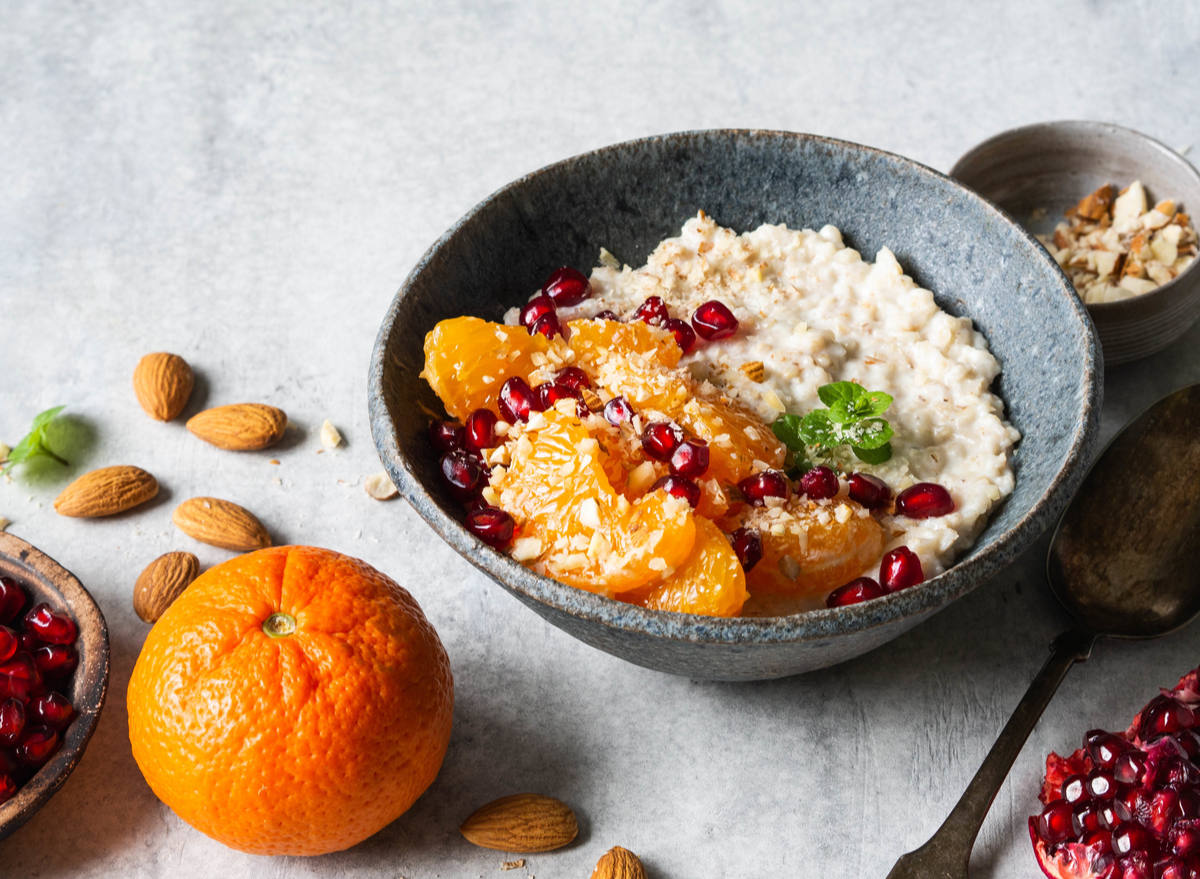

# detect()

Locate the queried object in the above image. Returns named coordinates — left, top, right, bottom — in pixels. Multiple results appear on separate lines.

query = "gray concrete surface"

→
left=1, top=1, right=1198, bottom=876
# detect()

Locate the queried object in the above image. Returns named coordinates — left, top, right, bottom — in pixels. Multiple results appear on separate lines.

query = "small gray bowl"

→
left=369, top=129, right=1102, bottom=681
left=951, top=121, right=1200, bottom=366
left=0, top=532, right=109, bottom=841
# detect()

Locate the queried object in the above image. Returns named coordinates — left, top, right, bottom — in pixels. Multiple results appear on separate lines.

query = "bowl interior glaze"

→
left=0, top=532, right=109, bottom=841
left=370, top=129, right=1102, bottom=680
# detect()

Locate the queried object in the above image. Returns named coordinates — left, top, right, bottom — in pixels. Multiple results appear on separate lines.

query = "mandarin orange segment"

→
left=566, top=318, right=690, bottom=413
left=126, top=546, right=453, bottom=857
left=680, top=397, right=787, bottom=488
left=421, top=316, right=551, bottom=420
left=628, top=516, right=748, bottom=617
left=494, top=407, right=695, bottom=596
left=743, top=497, right=884, bottom=597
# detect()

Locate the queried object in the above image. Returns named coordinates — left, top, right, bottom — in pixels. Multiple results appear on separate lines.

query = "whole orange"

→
left=127, top=545, right=454, bottom=856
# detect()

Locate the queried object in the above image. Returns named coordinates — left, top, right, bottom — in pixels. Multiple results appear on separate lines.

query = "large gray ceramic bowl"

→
left=951, top=121, right=1200, bottom=366
left=369, top=129, right=1103, bottom=681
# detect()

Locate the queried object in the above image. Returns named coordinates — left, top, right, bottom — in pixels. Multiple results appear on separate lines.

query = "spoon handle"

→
left=886, top=625, right=1096, bottom=879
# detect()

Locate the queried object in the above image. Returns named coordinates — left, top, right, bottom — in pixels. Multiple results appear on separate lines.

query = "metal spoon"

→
left=887, top=383, right=1200, bottom=879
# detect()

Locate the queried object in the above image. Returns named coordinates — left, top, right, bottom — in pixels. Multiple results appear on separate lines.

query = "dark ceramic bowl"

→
left=0, top=532, right=109, bottom=841
left=369, top=129, right=1103, bottom=681
left=951, top=121, right=1200, bottom=366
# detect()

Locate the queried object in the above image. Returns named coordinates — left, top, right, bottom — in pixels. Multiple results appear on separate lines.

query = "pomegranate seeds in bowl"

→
left=0, top=574, right=80, bottom=805
left=1030, top=665, right=1200, bottom=879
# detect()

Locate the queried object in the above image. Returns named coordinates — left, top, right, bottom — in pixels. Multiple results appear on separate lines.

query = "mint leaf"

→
left=845, top=417, right=894, bottom=450
left=2, top=406, right=69, bottom=475
left=853, top=442, right=892, bottom=464
left=771, top=414, right=806, bottom=452
left=799, top=409, right=838, bottom=447
left=862, top=391, right=893, bottom=418
left=817, top=381, right=861, bottom=408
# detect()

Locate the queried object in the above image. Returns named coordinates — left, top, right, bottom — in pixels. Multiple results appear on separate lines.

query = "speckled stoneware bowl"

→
left=369, top=129, right=1102, bottom=681
left=951, top=121, right=1200, bottom=366
left=0, top=532, right=109, bottom=841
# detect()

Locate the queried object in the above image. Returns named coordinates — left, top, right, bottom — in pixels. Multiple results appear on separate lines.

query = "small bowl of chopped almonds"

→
left=951, top=120, right=1200, bottom=366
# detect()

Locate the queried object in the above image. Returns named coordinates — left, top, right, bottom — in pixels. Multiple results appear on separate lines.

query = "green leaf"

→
left=799, top=409, right=837, bottom=447
left=862, top=391, right=893, bottom=418
left=817, top=381, right=861, bottom=408
left=846, top=417, right=894, bottom=450
left=1, top=406, right=69, bottom=475
left=770, top=414, right=806, bottom=452
left=853, top=442, right=893, bottom=464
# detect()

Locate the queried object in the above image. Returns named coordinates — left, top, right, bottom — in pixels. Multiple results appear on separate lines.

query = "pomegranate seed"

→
left=826, top=577, right=886, bottom=608
left=536, top=381, right=584, bottom=415
left=542, top=266, right=591, bottom=306
left=0, top=699, right=24, bottom=746
left=530, top=311, right=563, bottom=340
left=593, top=310, right=621, bottom=322
left=28, top=692, right=73, bottom=732
left=519, top=294, right=557, bottom=328
left=1161, top=755, right=1200, bottom=789
left=1115, top=750, right=1149, bottom=786
left=800, top=466, right=839, bottom=500
left=896, top=483, right=956, bottom=518
left=1141, top=696, right=1197, bottom=740
left=0, top=747, right=20, bottom=776
left=23, top=605, right=76, bottom=646
left=1036, top=800, right=1076, bottom=843
left=730, top=528, right=763, bottom=572
left=1089, top=768, right=1118, bottom=799
left=1115, top=852, right=1152, bottom=879
left=0, top=626, right=16, bottom=663
left=0, top=774, right=14, bottom=805
left=1151, top=789, right=1180, bottom=834
left=554, top=367, right=591, bottom=391
left=1176, top=730, right=1200, bottom=760
left=0, top=652, right=40, bottom=685
left=32, top=644, right=77, bottom=680
left=847, top=473, right=891, bottom=509
left=465, top=507, right=515, bottom=549
left=650, top=475, right=701, bottom=508
left=1083, top=828, right=1113, bottom=853
left=737, top=470, right=789, bottom=507
left=641, top=421, right=684, bottom=461
left=1178, top=789, right=1200, bottom=820
left=1098, top=800, right=1122, bottom=830
left=880, top=547, right=925, bottom=593
left=463, top=409, right=498, bottom=454
left=1061, top=773, right=1089, bottom=804
left=0, top=677, right=28, bottom=703
left=0, top=577, right=25, bottom=625
left=1114, top=822, right=1157, bottom=856
left=17, top=631, right=38, bottom=652
left=1073, top=800, right=1103, bottom=835
left=439, top=451, right=486, bottom=501
left=1086, top=729, right=1129, bottom=768
left=669, top=439, right=709, bottom=479
left=499, top=376, right=543, bottom=423
left=632, top=296, right=669, bottom=326
left=662, top=318, right=696, bottom=354
left=1119, top=787, right=1152, bottom=825
left=428, top=420, right=464, bottom=453
left=603, top=396, right=635, bottom=426
left=1171, top=819, right=1200, bottom=856
left=16, top=725, right=58, bottom=765
left=1157, top=858, right=1188, bottom=879
left=691, top=300, right=739, bottom=340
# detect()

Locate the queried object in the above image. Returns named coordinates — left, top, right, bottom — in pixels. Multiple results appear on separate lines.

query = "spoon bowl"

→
left=1048, top=383, right=1200, bottom=639
left=889, top=383, right=1200, bottom=879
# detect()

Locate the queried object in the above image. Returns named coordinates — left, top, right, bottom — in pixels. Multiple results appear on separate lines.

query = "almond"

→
left=173, top=497, right=271, bottom=550
left=459, top=793, right=578, bottom=853
left=54, top=466, right=159, bottom=518
left=133, top=352, right=194, bottom=421
left=591, top=846, right=648, bottom=879
left=187, top=404, right=287, bottom=451
left=134, top=551, right=200, bottom=622
left=739, top=360, right=765, bottom=382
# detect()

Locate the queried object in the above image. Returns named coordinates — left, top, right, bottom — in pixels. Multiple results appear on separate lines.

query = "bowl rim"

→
left=949, top=118, right=1200, bottom=313
left=369, top=127, right=1102, bottom=646
left=0, top=532, right=110, bottom=840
